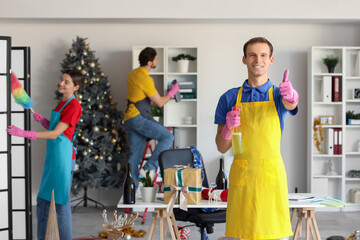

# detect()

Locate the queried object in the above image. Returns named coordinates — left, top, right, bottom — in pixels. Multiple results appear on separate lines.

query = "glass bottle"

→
left=215, top=158, right=227, bottom=190
left=123, top=163, right=135, bottom=204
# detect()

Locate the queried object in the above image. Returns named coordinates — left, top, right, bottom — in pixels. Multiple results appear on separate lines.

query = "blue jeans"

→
left=124, top=114, right=174, bottom=190
left=36, top=161, right=75, bottom=240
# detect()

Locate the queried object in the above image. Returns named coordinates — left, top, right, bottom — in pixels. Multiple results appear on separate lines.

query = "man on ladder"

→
left=124, top=47, right=179, bottom=191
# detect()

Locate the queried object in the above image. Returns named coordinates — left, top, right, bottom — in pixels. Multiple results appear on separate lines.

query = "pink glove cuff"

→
left=25, top=131, right=37, bottom=141
left=221, top=125, right=232, bottom=140
left=41, top=119, right=50, bottom=130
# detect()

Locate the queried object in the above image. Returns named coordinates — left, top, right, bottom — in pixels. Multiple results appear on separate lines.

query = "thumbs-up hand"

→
left=279, top=69, right=299, bottom=104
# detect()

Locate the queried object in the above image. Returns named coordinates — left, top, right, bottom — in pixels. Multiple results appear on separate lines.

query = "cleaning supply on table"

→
left=11, top=72, right=34, bottom=112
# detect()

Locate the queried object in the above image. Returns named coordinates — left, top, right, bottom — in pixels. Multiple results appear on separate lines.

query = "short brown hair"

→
left=138, top=47, right=157, bottom=66
left=243, top=37, right=273, bottom=57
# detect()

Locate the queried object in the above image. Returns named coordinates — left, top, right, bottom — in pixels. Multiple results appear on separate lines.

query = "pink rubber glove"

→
left=222, top=107, right=241, bottom=140
left=279, top=69, right=299, bottom=104
left=7, top=125, right=37, bottom=140
left=33, top=112, right=50, bottom=129
left=167, top=82, right=180, bottom=98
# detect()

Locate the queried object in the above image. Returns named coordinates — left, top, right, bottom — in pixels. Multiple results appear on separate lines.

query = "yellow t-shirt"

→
left=124, top=67, right=158, bottom=121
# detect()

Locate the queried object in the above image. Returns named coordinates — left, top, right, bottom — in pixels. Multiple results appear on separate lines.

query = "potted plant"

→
left=151, top=105, right=163, bottom=122
left=172, top=54, right=197, bottom=73
left=322, top=55, right=339, bottom=73
left=346, top=110, right=360, bottom=125
left=139, top=171, right=156, bottom=202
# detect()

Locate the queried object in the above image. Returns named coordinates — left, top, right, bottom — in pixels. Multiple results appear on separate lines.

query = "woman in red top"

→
left=7, top=69, right=83, bottom=240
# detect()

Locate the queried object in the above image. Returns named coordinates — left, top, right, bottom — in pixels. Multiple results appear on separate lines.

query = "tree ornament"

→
left=80, top=118, right=83, bottom=123
left=96, top=77, right=100, bottom=82
left=107, top=82, right=110, bottom=87
left=104, top=127, right=108, bottom=132
left=111, top=138, right=117, bottom=144
left=91, top=77, right=96, bottom=82
left=77, top=133, right=81, bottom=137
left=82, top=151, right=88, bottom=156
left=109, top=94, right=113, bottom=100
left=99, top=103, right=103, bottom=109
left=85, top=138, right=89, bottom=143
left=125, top=234, right=131, bottom=240
left=81, top=69, right=87, bottom=75
left=102, top=151, right=106, bottom=155
left=88, top=148, right=91, bottom=153
left=79, top=94, right=83, bottom=99
left=117, top=163, right=121, bottom=171
left=84, top=79, right=88, bottom=84
left=76, top=66, right=82, bottom=71
left=101, top=72, right=105, bottom=76
left=90, top=80, right=94, bottom=85
left=81, top=136, right=85, bottom=141
left=89, top=140, right=94, bottom=146
left=100, top=156, right=104, bottom=160
left=111, top=129, right=118, bottom=135
left=93, top=126, right=99, bottom=132
left=70, top=51, right=76, bottom=57
left=116, top=145, right=121, bottom=152
left=107, top=156, right=112, bottom=161
left=90, top=62, right=95, bottom=68
left=83, top=50, right=88, bottom=56
left=105, top=114, right=110, bottom=119
left=81, top=59, right=85, bottom=65
left=94, top=155, right=99, bottom=160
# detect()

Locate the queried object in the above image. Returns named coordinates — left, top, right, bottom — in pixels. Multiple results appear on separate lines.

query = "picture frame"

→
left=319, top=115, right=335, bottom=125
left=353, top=88, right=360, bottom=99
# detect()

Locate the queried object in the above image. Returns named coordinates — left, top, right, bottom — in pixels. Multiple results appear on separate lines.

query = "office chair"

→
left=158, top=148, right=226, bottom=240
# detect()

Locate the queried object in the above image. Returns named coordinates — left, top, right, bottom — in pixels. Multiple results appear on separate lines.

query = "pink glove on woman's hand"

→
left=33, top=112, right=50, bottom=129
left=279, top=69, right=299, bottom=104
left=167, top=82, right=180, bottom=98
left=7, top=125, right=37, bottom=140
left=222, top=107, right=241, bottom=140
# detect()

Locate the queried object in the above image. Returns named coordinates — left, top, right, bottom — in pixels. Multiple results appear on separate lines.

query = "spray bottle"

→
left=172, top=79, right=181, bottom=102
left=231, top=106, right=243, bottom=154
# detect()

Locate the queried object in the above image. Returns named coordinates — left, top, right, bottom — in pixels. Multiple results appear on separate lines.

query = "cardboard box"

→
left=164, top=167, right=202, bottom=205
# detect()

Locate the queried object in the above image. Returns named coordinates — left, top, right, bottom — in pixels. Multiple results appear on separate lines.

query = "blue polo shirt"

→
left=214, top=80, right=298, bottom=133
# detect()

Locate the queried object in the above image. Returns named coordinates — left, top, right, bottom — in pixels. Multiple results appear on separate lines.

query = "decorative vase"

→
left=327, top=66, right=335, bottom=73
left=177, top=60, right=189, bottom=73
left=141, top=186, right=156, bottom=202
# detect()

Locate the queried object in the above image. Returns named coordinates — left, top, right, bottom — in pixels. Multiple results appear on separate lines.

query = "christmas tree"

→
left=57, top=36, right=128, bottom=201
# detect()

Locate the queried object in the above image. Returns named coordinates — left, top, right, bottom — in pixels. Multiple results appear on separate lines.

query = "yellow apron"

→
left=225, top=87, right=293, bottom=239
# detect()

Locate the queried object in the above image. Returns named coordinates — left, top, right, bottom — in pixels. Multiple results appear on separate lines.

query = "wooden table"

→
left=117, top=199, right=227, bottom=240
left=117, top=195, right=326, bottom=240
left=289, top=200, right=325, bottom=240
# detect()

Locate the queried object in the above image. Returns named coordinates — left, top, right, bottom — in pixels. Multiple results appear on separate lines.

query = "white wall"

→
left=2, top=0, right=360, bottom=20
left=2, top=19, right=360, bottom=206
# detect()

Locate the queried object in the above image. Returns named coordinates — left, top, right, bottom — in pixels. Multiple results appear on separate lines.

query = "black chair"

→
left=158, top=148, right=226, bottom=240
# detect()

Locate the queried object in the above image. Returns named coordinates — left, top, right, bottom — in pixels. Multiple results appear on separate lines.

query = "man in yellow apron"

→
left=215, top=37, right=299, bottom=239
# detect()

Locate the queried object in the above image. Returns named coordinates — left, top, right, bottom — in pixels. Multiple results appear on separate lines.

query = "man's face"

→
left=242, top=43, right=274, bottom=78
left=150, top=55, right=158, bottom=69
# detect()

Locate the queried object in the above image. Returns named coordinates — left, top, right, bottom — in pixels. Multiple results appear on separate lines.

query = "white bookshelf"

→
left=132, top=46, right=198, bottom=148
left=308, top=46, right=360, bottom=210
